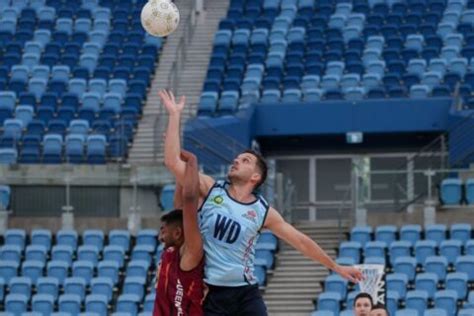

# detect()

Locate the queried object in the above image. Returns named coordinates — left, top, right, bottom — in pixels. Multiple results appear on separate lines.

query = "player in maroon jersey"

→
left=154, top=151, right=204, bottom=316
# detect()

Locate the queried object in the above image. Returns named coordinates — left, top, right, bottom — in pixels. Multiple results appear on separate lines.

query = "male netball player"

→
left=159, top=90, right=363, bottom=315
left=353, top=293, right=374, bottom=316
left=154, top=151, right=204, bottom=316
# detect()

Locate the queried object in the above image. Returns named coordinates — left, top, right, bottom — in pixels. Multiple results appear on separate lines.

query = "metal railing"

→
left=166, top=0, right=200, bottom=94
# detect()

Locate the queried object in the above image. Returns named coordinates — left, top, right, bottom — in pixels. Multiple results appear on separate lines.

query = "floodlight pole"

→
left=128, top=174, right=141, bottom=236
left=61, top=174, right=74, bottom=230
left=423, top=169, right=437, bottom=226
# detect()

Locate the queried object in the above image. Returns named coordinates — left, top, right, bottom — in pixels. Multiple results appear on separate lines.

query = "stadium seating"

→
left=315, top=223, right=473, bottom=315
left=0, top=0, right=164, bottom=165
left=0, top=226, right=278, bottom=314
left=198, top=0, right=474, bottom=116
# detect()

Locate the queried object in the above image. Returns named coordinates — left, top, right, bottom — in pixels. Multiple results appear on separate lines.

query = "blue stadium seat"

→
left=42, top=134, right=63, bottom=163
left=131, top=245, right=154, bottom=266
left=339, top=241, right=361, bottom=263
left=5, top=294, right=28, bottom=316
left=89, top=79, right=107, bottom=96
left=423, top=309, right=447, bottom=316
left=424, top=256, right=448, bottom=281
left=36, top=277, right=59, bottom=301
left=0, top=185, right=10, bottom=210
left=65, top=134, right=85, bottom=163
left=91, top=277, right=113, bottom=302
left=159, top=184, right=175, bottom=211
left=466, top=179, right=474, bottom=205
left=85, top=294, right=108, bottom=315
left=396, top=309, right=418, bottom=316
left=143, top=292, right=155, bottom=312
left=9, top=277, right=32, bottom=301
left=387, top=273, right=408, bottom=299
left=126, top=260, right=149, bottom=279
left=324, top=274, right=348, bottom=299
left=467, top=240, right=474, bottom=256
left=394, top=257, right=417, bottom=281
left=450, top=223, right=471, bottom=243
left=0, top=245, right=22, bottom=263
left=386, top=291, right=400, bottom=316
left=318, top=292, right=341, bottom=314
left=415, top=240, right=437, bottom=265
left=364, top=241, right=386, bottom=258
left=15, top=105, right=34, bottom=127
left=57, top=229, right=78, bottom=249
left=21, top=260, right=44, bottom=284
left=425, top=224, right=447, bottom=246
left=406, top=290, right=428, bottom=316
left=109, top=230, right=131, bottom=252
left=415, top=273, right=439, bottom=299
left=5, top=229, right=26, bottom=249
left=25, top=245, right=47, bottom=265
left=72, top=261, right=94, bottom=285
left=77, top=245, right=100, bottom=267
left=58, top=294, right=81, bottom=315
left=64, top=277, right=87, bottom=301
left=116, top=294, right=140, bottom=315
left=389, top=241, right=411, bottom=265
left=83, top=230, right=104, bottom=251
left=86, top=135, right=107, bottom=164
left=455, top=256, right=474, bottom=281
left=0, top=148, right=18, bottom=164
left=434, top=290, right=458, bottom=316
left=257, top=231, right=278, bottom=251
left=47, top=260, right=69, bottom=285
left=32, top=294, right=55, bottom=316
left=123, top=276, right=146, bottom=301
left=0, top=261, right=18, bottom=284
left=375, top=225, right=397, bottom=245
left=439, top=240, right=462, bottom=264
left=311, top=312, right=335, bottom=316
left=97, top=260, right=120, bottom=285
left=445, top=272, right=468, bottom=300
left=440, top=178, right=462, bottom=205
left=260, top=89, right=281, bottom=103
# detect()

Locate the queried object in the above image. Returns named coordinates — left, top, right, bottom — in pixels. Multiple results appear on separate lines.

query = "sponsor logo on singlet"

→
left=174, top=279, right=184, bottom=315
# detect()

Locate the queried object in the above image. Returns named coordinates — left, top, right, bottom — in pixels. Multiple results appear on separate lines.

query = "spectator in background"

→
left=353, top=293, right=374, bottom=316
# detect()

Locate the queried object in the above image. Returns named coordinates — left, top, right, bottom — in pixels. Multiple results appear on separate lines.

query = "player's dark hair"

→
left=354, top=293, right=373, bottom=307
left=372, top=303, right=388, bottom=311
left=160, top=209, right=183, bottom=226
left=243, top=149, right=267, bottom=189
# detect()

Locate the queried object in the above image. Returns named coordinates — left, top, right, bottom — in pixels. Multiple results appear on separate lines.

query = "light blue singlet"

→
left=198, top=180, right=269, bottom=287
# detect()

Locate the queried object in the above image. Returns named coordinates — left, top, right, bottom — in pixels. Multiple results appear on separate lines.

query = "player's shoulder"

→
left=255, top=193, right=269, bottom=209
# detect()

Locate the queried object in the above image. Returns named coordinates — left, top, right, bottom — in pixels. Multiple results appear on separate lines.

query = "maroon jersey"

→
left=153, top=246, right=204, bottom=316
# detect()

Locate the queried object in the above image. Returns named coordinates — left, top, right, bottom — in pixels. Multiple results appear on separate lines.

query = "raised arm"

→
left=264, top=207, right=363, bottom=283
left=179, top=150, right=203, bottom=271
left=173, top=182, right=183, bottom=209
left=159, top=90, right=214, bottom=197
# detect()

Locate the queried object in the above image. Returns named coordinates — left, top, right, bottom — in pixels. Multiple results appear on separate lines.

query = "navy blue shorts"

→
left=204, top=283, right=268, bottom=316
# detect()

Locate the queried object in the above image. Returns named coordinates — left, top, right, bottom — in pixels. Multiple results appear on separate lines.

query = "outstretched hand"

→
left=158, top=89, right=186, bottom=115
left=180, top=150, right=197, bottom=164
left=334, top=265, right=364, bottom=283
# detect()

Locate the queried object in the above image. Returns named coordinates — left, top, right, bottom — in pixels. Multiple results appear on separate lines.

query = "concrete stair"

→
left=263, top=222, right=349, bottom=316
left=128, top=0, right=229, bottom=165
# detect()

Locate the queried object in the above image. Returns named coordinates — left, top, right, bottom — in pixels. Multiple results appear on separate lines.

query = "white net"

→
left=355, top=264, right=385, bottom=305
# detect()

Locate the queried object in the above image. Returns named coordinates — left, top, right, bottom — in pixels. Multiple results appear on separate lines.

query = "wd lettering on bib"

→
left=199, top=181, right=269, bottom=286
left=214, top=214, right=241, bottom=244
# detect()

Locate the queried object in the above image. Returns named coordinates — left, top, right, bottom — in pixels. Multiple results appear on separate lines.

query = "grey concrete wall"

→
left=119, top=187, right=162, bottom=218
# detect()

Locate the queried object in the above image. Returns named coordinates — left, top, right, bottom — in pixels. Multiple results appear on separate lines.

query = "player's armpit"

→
left=199, top=173, right=215, bottom=197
